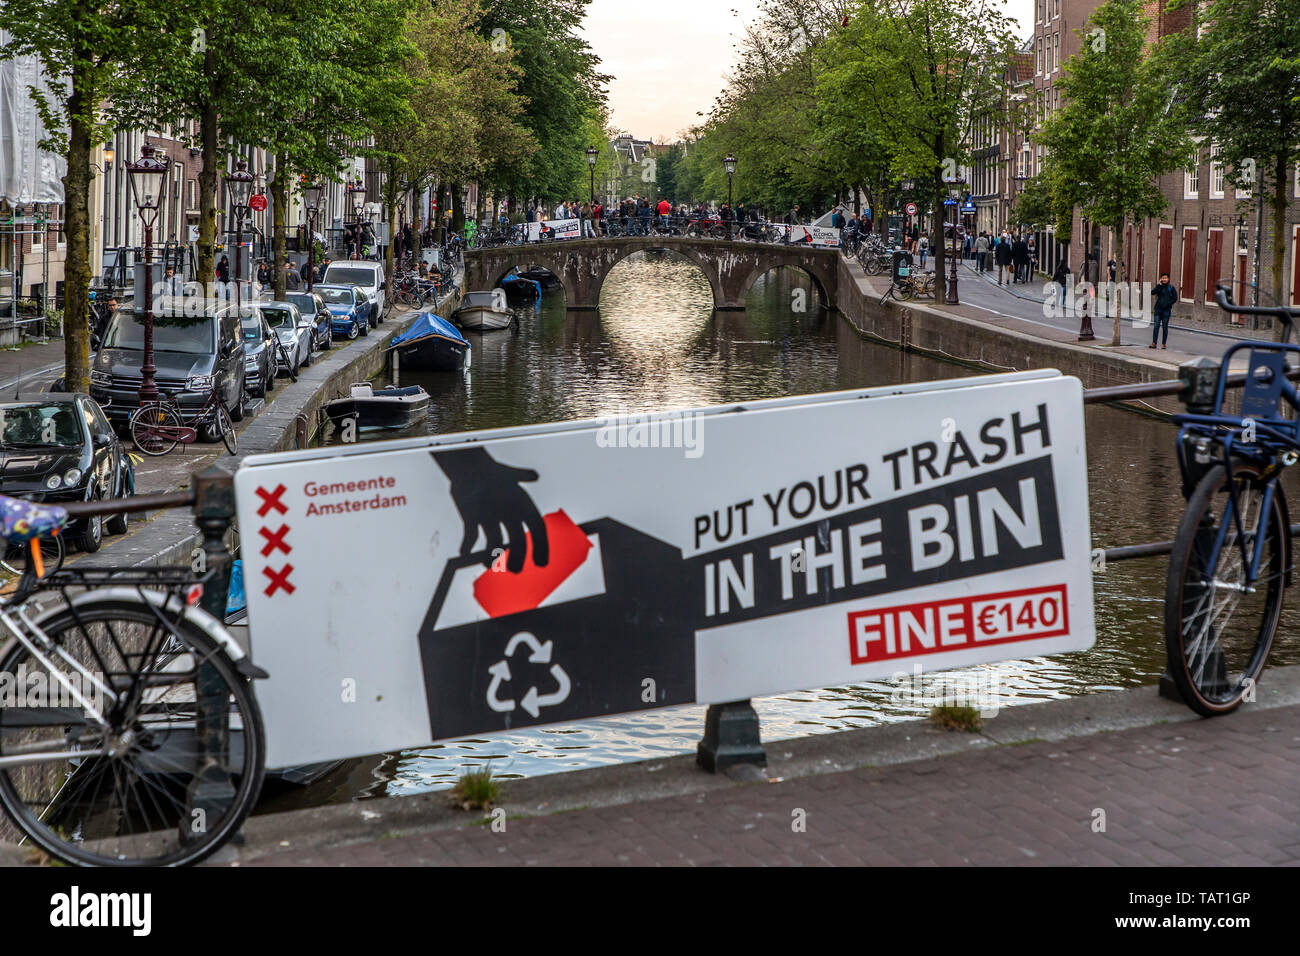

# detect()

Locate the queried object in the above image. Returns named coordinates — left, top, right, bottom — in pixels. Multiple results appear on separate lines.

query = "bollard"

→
left=697, top=699, right=766, bottom=773
left=186, top=465, right=238, bottom=837
left=294, top=413, right=309, bottom=449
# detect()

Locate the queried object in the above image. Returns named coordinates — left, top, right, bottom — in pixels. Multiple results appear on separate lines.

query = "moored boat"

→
left=387, top=311, right=471, bottom=371
left=454, top=290, right=514, bottom=331
left=322, top=382, right=431, bottom=431
left=500, top=273, right=542, bottom=301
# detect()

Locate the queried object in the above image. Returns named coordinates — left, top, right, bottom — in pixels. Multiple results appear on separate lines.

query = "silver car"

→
left=259, top=301, right=314, bottom=377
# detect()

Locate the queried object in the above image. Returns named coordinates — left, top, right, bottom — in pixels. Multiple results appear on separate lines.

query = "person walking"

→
left=1012, top=235, right=1030, bottom=283
left=1150, top=273, right=1178, bottom=349
left=918, top=231, right=928, bottom=270
left=284, top=259, right=300, bottom=291
left=995, top=234, right=1013, bottom=284
left=974, top=232, right=990, bottom=273
left=1052, top=258, right=1071, bottom=310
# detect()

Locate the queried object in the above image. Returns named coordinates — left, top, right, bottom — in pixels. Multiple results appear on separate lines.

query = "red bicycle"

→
left=130, top=387, right=237, bottom=456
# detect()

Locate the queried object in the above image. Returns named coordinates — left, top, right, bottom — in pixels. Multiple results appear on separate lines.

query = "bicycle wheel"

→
left=0, top=597, right=266, bottom=866
left=216, top=404, right=238, bottom=455
left=896, top=281, right=914, bottom=301
left=130, top=404, right=179, bottom=456
left=0, top=534, right=65, bottom=577
left=864, top=256, right=885, bottom=277
left=1165, top=461, right=1286, bottom=716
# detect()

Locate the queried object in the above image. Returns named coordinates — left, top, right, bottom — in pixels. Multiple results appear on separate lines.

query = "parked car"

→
left=89, top=297, right=248, bottom=440
left=314, top=284, right=372, bottom=339
left=321, top=260, right=385, bottom=327
left=0, top=394, right=131, bottom=552
left=241, top=308, right=277, bottom=398
left=282, top=291, right=333, bottom=351
left=260, top=301, right=314, bottom=377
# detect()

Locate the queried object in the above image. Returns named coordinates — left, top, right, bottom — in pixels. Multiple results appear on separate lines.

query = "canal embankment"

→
left=838, top=256, right=1196, bottom=416
left=132, top=662, right=1300, bottom=866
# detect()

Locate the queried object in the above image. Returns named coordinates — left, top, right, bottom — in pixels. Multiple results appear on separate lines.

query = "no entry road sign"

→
left=236, top=369, right=1094, bottom=768
left=905, top=202, right=918, bottom=216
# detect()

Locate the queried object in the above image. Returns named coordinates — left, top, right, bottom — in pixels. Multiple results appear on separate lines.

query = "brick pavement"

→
left=244, top=702, right=1300, bottom=866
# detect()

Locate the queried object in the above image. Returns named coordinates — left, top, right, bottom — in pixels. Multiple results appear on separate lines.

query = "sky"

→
left=579, top=0, right=1036, bottom=142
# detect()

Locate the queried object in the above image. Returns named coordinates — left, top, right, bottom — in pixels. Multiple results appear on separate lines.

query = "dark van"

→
left=89, top=297, right=248, bottom=439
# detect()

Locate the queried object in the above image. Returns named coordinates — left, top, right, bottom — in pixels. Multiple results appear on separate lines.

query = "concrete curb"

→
left=163, top=663, right=1300, bottom=866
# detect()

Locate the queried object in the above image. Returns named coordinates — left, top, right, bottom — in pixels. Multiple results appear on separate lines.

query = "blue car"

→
left=315, top=284, right=372, bottom=340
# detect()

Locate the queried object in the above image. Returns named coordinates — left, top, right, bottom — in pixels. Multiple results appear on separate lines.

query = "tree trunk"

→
left=1272, top=156, right=1288, bottom=342
left=197, top=88, right=219, bottom=298
left=382, top=161, right=397, bottom=292
left=475, top=183, right=486, bottom=228
left=451, top=183, right=464, bottom=234
left=433, top=180, right=444, bottom=244
left=1112, top=220, right=1125, bottom=346
left=271, top=156, right=287, bottom=300
left=933, top=178, right=947, bottom=306
left=61, top=74, right=94, bottom=393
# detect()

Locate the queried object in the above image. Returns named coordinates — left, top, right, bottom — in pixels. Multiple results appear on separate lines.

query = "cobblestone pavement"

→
left=243, top=702, right=1300, bottom=866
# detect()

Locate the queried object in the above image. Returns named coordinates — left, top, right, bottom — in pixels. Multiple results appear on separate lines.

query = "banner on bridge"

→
left=525, top=217, right=581, bottom=241
left=236, top=369, right=1094, bottom=767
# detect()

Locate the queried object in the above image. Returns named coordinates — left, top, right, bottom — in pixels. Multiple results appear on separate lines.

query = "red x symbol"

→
left=256, top=484, right=288, bottom=517
left=259, top=524, right=291, bottom=557
left=263, top=564, right=295, bottom=597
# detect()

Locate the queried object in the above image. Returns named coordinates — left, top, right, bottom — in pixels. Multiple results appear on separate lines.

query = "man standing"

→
left=284, top=259, right=301, bottom=291
left=1012, top=235, right=1030, bottom=283
left=1150, top=273, right=1178, bottom=349
left=974, top=231, right=990, bottom=273
left=995, top=233, right=1013, bottom=285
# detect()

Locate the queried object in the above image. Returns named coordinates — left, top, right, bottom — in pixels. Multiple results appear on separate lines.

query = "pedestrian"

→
left=974, top=232, right=990, bottom=273
left=638, top=197, right=652, bottom=235
left=317, top=256, right=332, bottom=282
left=284, top=259, right=300, bottom=291
left=1052, top=258, right=1071, bottom=310
left=162, top=265, right=182, bottom=297
left=919, top=232, right=928, bottom=270
left=995, top=234, right=1013, bottom=285
left=1012, top=235, right=1030, bottom=283
left=1150, top=272, right=1178, bottom=349
left=720, top=202, right=734, bottom=238
left=256, top=261, right=271, bottom=288
left=216, top=255, right=230, bottom=301
left=1107, top=256, right=1117, bottom=284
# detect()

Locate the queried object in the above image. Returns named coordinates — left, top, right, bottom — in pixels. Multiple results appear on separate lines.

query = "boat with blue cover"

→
left=387, top=311, right=472, bottom=371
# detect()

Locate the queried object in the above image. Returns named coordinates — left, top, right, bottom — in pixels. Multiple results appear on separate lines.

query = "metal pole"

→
left=235, top=217, right=242, bottom=317
left=1251, top=188, right=1264, bottom=308
left=139, top=222, right=158, bottom=404
left=307, top=209, right=315, bottom=291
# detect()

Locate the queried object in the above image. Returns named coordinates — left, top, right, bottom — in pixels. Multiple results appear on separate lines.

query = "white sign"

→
left=788, top=225, right=841, bottom=247
left=187, top=225, right=201, bottom=243
left=525, top=217, right=581, bottom=241
left=235, top=370, right=1094, bottom=767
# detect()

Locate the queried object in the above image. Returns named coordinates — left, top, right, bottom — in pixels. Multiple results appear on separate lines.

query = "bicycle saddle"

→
left=0, top=495, right=68, bottom=544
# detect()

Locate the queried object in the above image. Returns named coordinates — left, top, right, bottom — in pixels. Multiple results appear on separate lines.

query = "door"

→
left=1158, top=225, right=1173, bottom=280
left=1180, top=227, right=1198, bottom=302
left=1292, top=226, right=1300, bottom=306
left=1206, top=229, right=1223, bottom=303
left=1236, top=251, right=1249, bottom=324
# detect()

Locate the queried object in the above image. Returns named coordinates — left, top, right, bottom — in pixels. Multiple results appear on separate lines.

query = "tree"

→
left=0, top=1, right=185, bottom=391
left=1036, top=0, right=1191, bottom=343
left=1174, top=0, right=1300, bottom=325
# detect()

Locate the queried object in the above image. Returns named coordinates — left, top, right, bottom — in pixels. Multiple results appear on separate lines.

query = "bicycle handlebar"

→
left=1214, top=284, right=1298, bottom=326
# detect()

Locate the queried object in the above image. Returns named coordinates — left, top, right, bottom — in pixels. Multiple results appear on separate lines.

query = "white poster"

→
left=525, top=217, right=581, bottom=241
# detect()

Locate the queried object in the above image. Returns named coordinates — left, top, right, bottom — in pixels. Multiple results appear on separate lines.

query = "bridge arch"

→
left=464, top=237, right=839, bottom=313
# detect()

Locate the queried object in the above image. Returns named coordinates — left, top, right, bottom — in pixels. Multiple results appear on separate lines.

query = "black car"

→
left=0, top=394, right=132, bottom=552
left=89, top=297, right=247, bottom=440
left=241, top=308, right=277, bottom=398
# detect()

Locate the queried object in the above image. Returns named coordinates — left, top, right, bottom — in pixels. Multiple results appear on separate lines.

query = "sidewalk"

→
left=220, top=666, right=1300, bottom=867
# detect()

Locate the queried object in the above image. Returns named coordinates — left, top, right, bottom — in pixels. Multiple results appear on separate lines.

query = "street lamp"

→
left=302, top=180, right=323, bottom=291
left=946, top=180, right=964, bottom=305
left=224, top=158, right=254, bottom=313
left=348, top=180, right=366, bottom=259
left=124, top=141, right=169, bottom=405
left=724, top=155, right=736, bottom=238
left=586, top=147, right=598, bottom=206
left=102, top=144, right=115, bottom=173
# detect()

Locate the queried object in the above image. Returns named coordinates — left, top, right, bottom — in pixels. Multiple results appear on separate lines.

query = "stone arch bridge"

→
left=463, top=237, right=840, bottom=311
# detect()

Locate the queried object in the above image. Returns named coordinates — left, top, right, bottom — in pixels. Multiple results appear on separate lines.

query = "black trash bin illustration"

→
left=420, top=449, right=696, bottom=740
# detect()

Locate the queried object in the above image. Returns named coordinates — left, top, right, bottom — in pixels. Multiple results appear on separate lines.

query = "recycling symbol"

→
left=486, top=632, right=572, bottom=718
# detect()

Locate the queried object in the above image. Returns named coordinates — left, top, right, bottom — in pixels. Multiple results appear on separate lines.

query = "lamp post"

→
left=724, top=155, right=736, bottom=238
left=224, top=158, right=254, bottom=316
left=302, top=180, right=322, bottom=291
left=348, top=180, right=366, bottom=259
left=946, top=180, right=964, bottom=305
left=124, top=142, right=169, bottom=405
left=586, top=147, right=598, bottom=206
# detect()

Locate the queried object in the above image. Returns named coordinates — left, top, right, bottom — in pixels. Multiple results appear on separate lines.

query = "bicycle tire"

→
left=217, top=405, right=238, bottom=455
left=1164, top=460, right=1285, bottom=716
left=0, top=597, right=266, bottom=867
left=130, top=404, right=180, bottom=456
left=0, top=534, right=65, bottom=578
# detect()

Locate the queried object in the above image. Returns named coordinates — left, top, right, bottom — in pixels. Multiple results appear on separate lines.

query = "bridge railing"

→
left=466, top=217, right=827, bottom=249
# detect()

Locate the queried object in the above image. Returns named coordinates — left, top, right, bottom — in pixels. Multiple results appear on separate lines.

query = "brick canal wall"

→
left=81, top=289, right=462, bottom=570
left=835, top=256, right=1185, bottom=416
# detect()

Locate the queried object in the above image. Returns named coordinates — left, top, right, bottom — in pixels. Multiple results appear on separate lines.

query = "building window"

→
left=1037, top=0, right=1044, bottom=22
left=187, top=179, right=197, bottom=211
left=1053, top=34, right=1060, bottom=72
left=1209, top=143, right=1224, bottom=198
left=1185, top=164, right=1199, bottom=199
left=1038, top=37, right=1044, bottom=75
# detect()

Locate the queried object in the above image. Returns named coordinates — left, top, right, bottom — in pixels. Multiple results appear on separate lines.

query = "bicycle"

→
left=130, top=386, right=238, bottom=457
left=1164, top=285, right=1300, bottom=716
left=0, top=494, right=266, bottom=866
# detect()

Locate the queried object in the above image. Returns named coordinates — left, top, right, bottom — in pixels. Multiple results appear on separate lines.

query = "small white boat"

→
left=453, top=291, right=514, bottom=331
left=323, top=382, right=430, bottom=430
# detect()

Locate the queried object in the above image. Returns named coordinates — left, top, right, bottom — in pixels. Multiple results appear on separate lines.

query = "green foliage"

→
left=930, top=704, right=983, bottom=732
left=450, top=765, right=499, bottom=810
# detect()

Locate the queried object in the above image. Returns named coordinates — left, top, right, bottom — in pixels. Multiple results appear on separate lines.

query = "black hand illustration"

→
left=432, top=447, right=550, bottom=572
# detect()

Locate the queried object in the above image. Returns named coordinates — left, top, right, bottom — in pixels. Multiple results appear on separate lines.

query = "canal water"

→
left=270, top=250, right=1300, bottom=806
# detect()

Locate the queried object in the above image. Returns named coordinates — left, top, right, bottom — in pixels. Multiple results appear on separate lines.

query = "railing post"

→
left=697, top=699, right=766, bottom=774
left=185, top=465, right=238, bottom=840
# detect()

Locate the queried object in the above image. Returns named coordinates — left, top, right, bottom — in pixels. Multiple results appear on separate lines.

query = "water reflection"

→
left=297, top=250, right=1299, bottom=804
